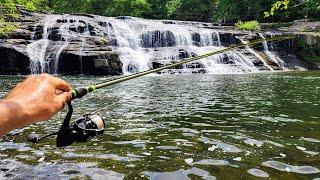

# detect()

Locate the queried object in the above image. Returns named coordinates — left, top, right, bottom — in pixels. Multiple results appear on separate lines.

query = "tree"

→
left=212, top=0, right=266, bottom=23
left=264, top=0, right=320, bottom=21
left=146, top=0, right=169, bottom=19
left=1, top=0, right=319, bottom=25
left=52, top=0, right=90, bottom=14
left=107, top=0, right=151, bottom=17
left=166, top=0, right=215, bottom=22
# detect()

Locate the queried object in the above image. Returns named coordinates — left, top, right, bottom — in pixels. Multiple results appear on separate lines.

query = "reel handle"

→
left=56, top=102, right=73, bottom=147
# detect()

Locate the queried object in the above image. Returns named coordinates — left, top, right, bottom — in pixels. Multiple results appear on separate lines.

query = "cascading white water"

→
left=54, top=15, right=71, bottom=74
left=78, top=20, right=91, bottom=74
left=236, top=36, right=274, bottom=71
left=27, top=14, right=81, bottom=74
left=101, top=17, right=263, bottom=74
left=27, top=15, right=61, bottom=74
left=27, top=14, right=297, bottom=75
left=259, top=33, right=289, bottom=70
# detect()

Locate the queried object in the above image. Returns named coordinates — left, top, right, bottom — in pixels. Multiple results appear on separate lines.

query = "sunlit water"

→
left=0, top=72, right=320, bottom=179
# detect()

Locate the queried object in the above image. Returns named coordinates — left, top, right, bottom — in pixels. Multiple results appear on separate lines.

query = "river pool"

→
left=0, top=72, right=320, bottom=179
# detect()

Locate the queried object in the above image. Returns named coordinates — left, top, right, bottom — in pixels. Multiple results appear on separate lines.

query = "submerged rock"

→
left=247, top=168, right=269, bottom=178
left=143, top=167, right=216, bottom=180
left=192, top=159, right=229, bottom=166
left=262, top=160, right=320, bottom=174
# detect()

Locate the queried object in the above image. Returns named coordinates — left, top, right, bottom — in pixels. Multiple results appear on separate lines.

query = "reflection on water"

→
left=0, top=72, right=320, bottom=179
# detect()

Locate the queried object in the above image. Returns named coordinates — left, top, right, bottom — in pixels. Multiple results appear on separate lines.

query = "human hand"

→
left=0, top=74, right=71, bottom=136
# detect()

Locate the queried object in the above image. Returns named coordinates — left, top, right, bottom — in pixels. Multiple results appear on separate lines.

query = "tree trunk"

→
left=48, top=0, right=53, bottom=8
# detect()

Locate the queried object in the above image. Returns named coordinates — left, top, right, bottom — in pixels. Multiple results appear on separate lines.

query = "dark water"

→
left=0, top=72, right=320, bottom=179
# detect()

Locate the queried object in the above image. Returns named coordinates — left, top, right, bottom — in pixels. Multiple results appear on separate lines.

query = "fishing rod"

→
left=70, top=35, right=294, bottom=100
left=28, top=35, right=294, bottom=147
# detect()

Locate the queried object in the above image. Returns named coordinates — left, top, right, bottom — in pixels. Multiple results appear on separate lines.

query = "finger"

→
left=52, top=77, right=71, bottom=92
left=56, top=92, right=72, bottom=109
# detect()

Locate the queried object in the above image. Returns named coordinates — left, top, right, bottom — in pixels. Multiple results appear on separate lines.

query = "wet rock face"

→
left=0, top=8, right=123, bottom=75
left=0, top=40, right=30, bottom=75
left=178, top=49, right=196, bottom=59
left=192, top=33, right=201, bottom=46
left=150, top=48, right=206, bottom=74
left=219, top=32, right=237, bottom=46
left=221, top=54, right=235, bottom=64
left=0, top=47, right=30, bottom=75
left=55, top=36, right=122, bottom=75
left=59, top=51, right=122, bottom=75
left=140, top=30, right=176, bottom=48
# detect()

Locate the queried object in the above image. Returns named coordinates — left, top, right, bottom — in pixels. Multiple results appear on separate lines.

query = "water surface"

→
left=0, top=72, right=320, bottom=179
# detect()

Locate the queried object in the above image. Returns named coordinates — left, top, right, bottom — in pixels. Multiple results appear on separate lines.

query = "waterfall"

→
left=78, top=20, right=91, bottom=74
left=54, top=15, right=72, bottom=74
left=26, top=14, right=298, bottom=75
left=216, top=32, right=221, bottom=47
left=27, top=15, right=61, bottom=74
left=259, top=33, right=289, bottom=70
left=27, top=15, right=79, bottom=74
left=101, top=17, right=263, bottom=74
left=236, top=36, right=274, bottom=71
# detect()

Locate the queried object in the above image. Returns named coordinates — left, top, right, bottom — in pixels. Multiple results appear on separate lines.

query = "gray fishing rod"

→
left=70, top=35, right=294, bottom=100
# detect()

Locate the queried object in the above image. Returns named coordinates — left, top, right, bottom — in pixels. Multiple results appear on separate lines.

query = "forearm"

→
left=0, top=100, right=28, bottom=137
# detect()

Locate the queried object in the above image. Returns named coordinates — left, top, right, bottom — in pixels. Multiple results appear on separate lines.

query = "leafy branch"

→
left=264, top=0, right=290, bottom=18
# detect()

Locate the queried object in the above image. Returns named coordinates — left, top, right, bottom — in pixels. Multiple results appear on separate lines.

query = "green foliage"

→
left=0, top=19, right=16, bottom=37
left=167, top=0, right=214, bottom=22
left=235, top=20, right=260, bottom=31
left=264, top=0, right=320, bottom=22
left=0, top=0, right=19, bottom=19
left=0, top=0, right=49, bottom=38
left=52, top=0, right=151, bottom=17
left=0, top=0, right=319, bottom=26
left=146, top=0, right=168, bottom=19
left=166, top=0, right=182, bottom=17
left=0, top=0, right=49, bottom=12
left=304, top=0, right=320, bottom=20
left=51, top=0, right=90, bottom=14
left=0, top=0, right=17, bottom=37
left=264, top=0, right=290, bottom=18
left=109, top=0, right=151, bottom=17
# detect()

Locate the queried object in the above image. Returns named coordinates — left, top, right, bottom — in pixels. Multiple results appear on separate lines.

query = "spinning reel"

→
left=28, top=102, right=106, bottom=147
